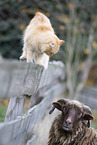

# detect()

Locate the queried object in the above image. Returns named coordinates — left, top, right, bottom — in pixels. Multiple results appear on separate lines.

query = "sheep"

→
left=48, top=98, right=97, bottom=145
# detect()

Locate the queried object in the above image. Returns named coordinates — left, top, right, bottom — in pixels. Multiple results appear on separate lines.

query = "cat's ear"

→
left=59, top=40, right=65, bottom=45
left=50, top=43, right=55, bottom=48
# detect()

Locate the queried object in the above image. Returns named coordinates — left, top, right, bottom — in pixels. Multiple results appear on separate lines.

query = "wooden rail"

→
left=0, top=59, right=65, bottom=145
left=0, top=59, right=97, bottom=145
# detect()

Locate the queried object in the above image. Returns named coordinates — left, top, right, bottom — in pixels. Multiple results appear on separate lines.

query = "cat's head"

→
left=43, top=37, right=64, bottom=57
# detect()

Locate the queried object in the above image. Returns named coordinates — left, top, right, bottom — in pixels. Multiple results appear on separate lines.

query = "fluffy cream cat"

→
left=20, top=12, right=64, bottom=68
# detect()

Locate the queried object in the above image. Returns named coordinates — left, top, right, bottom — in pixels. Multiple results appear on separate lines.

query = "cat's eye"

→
left=50, top=43, right=55, bottom=48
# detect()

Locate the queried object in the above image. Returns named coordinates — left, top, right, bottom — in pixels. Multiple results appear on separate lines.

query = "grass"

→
left=0, top=105, right=7, bottom=122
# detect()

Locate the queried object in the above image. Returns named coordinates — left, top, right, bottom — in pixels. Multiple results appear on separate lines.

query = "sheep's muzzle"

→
left=62, top=119, right=73, bottom=131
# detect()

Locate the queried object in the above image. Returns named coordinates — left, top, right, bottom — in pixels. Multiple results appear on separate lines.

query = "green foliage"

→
left=0, top=0, right=34, bottom=58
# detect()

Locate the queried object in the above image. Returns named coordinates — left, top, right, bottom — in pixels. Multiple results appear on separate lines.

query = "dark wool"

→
left=48, top=115, right=97, bottom=145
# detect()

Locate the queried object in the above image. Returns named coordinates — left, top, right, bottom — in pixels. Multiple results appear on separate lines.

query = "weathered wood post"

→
left=0, top=59, right=66, bottom=145
left=5, top=96, right=26, bottom=122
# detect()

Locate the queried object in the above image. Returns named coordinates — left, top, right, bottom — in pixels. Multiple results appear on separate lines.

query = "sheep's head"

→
left=49, top=99, right=93, bottom=132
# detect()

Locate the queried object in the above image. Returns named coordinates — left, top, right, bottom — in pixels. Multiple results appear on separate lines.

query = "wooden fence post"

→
left=5, top=96, right=26, bottom=122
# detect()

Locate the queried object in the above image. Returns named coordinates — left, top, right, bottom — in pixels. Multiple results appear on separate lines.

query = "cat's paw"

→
left=36, top=53, right=49, bottom=69
left=20, top=55, right=26, bottom=60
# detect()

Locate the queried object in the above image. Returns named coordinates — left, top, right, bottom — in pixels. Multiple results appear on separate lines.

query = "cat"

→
left=20, top=12, right=64, bottom=68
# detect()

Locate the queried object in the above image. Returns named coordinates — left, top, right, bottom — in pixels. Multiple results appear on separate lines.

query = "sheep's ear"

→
left=83, top=113, right=94, bottom=120
left=53, top=102, right=62, bottom=111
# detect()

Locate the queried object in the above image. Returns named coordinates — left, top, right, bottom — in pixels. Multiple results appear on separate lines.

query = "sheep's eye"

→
left=79, top=112, right=82, bottom=117
left=77, top=111, right=82, bottom=118
left=63, top=106, right=68, bottom=111
left=63, top=105, right=66, bottom=108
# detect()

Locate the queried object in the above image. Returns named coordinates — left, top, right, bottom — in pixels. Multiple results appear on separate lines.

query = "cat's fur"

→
left=20, top=12, right=64, bottom=67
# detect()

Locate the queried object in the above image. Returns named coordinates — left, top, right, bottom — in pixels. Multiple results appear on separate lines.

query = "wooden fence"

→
left=0, top=59, right=66, bottom=145
left=0, top=59, right=97, bottom=145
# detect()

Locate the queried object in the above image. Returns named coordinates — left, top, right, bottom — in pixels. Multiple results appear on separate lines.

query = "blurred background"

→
left=0, top=0, right=97, bottom=129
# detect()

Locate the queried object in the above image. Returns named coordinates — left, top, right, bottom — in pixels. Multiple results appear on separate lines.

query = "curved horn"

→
left=49, top=106, right=55, bottom=114
left=49, top=98, right=69, bottom=114
left=83, top=105, right=92, bottom=128
left=57, top=98, right=69, bottom=104
left=83, top=105, right=92, bottom=114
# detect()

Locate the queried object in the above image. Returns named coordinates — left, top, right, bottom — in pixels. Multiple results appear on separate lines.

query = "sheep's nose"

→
left=65, top=120, right=71, bottom=125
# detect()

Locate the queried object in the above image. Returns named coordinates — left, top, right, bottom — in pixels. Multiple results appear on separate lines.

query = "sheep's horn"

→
left=57, top=98, right=69, bottom=104
left=49, top=98, right=69, bottom=114
left=83, top=105, right=92, bottom=128
left=83, top=105, right=92, bottom=114
left=49, top=106, right=55, bottom=114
